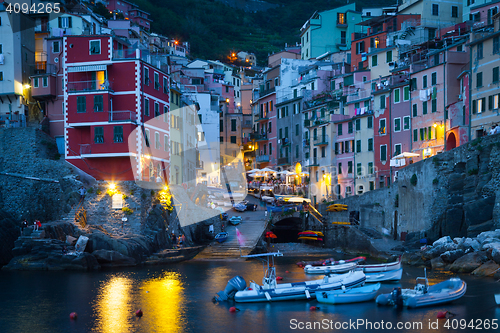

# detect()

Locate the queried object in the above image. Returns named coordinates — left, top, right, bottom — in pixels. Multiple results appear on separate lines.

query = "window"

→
left=269, top=143, right=272, bottom=155
left=356, top=41, right=365, bottom=54
left=321, top=146, right=326, bottom=158
left=380, top=95, right=386, bottom=109
left=163, top=135, right=169, bottom=152
left=368, top=162, right=373, bottom=175
left=144, top=129, right=150, bottom=147
left=89, top=40, right=100, bottom=55
left=230, top=136, right=237, bottom=144
left=432, top=99, right=437, bottom=113
left=338, top=124, right=343, bottom=135
left=431, top=72, right=437, bottom=86
left=348, top=161, right=353, bottom=174
left=386, top=50, right=392, bottom=63
left=403, top=116, right=410, bottom=130
left=394, top=88, right=400, bottom=103
left=144, top=68, right=149, bottom=86
left=94, top=95, right=103, bottom=112
left=367, top=116, right=373, bottom=128
left=34, top=78, right=39, bottom=88
left=348, top=121, right=353, bottom=133
left=53, top=41, right=60, bottom=53
left=410, top=77, right=417, bottom=91
left=494, top=37, right=499, bottom=54
left=368, top=138, right=373, bottom=151
left=356, top=140, right=361, bottom=152
left=58, top=16, right=72, bottom=28
left=94, top=127, right=104, bottom=143
left=477, top=72, right=483, bottom=88
left=432, top=4, right=439, bottom=16
left=338, top=163, right=342, bottom=174
left=379, top=118, right=386, bottom=135
left=337, top=12, right=346, bottom=25
left=340, top=31, right=346, bottom=45
left=428, top=126, right=432, bottom=140
left=420, top=128, right=425, bottom=141
left=452, top=6, right=458, bottom=18
left=494, top=67, right=499, bottom=83
left=163, top=77, right=168, bottom=94
left=372, top=55, right=378, bottom=67
left=413, top=129, right=418, bottom=142
left=380, top=145, right=387, bottom=161
left=355, top=119, right=360, bottom=131
left=42, top=77, right=48, bottom=87
left=394, top=118, right=401, bottom=132
left=154, top=132, right=160, bottom=149
left=77, top=96, right=86, bottom=113
left=394, top=144, right=401, bottom=156
left=423, top=75, right=428, bottom=88
left=357, top=163, right=362, bottom=176
left=295, top=123, right=299, bottom=136
left=403, top=86, right=410, bottom=101
left=423, top=101, right=428, bottom=114
left=477, top=42, right=483, bottom=60
left=413, top=104, right=417, bottom=117
left=154, top=72, right=160, bottom=90
left=231, top=119, right=237, bottom=132
left=113, top=126, right=122, bottom=142
left=144, top=98, right=149, bottom=116
left=154, top=102, right=160, bottom=117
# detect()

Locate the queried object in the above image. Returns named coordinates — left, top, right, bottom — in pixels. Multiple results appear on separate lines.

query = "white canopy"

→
left=277, top=170, right=294, bottom=175
left=259, top=167, right=276, bottom=173
left=393, top=152, right=420, bottom=159
left=247, top=168, right=261, bottom=173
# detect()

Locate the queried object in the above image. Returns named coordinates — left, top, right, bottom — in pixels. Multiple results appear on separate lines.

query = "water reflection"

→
left=140, top=272, right=185, bottom=333
left=94, top=274, right=134, bottom=333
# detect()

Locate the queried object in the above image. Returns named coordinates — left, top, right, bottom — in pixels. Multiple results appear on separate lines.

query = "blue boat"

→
left=229, top=216, right=242, bottom=225
left=317, top=283, right=381, bottom=304
left=215, top=232, right=228, bottom=243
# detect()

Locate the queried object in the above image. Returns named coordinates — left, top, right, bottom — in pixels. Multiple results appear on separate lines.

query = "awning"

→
left=67, top=64, right=107, bottom=73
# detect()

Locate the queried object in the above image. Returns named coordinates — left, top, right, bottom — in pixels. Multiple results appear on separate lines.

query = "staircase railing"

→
left=308, top=205, right=324, bottom=225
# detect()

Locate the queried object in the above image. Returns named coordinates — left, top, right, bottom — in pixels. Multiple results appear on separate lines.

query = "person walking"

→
left=33, top=220, right=39, bottom=231
left=79, top=187, right=86, bottom=201
left=21, top=219, right=28, bottom=235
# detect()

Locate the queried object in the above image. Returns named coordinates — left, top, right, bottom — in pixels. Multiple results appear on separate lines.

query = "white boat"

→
left=316, top=283, right=381, bottom=304
left=376, top=269, right=467, bottom=308
left=213, top=252, right=366, bottom=303
left=304, top=262, right=357, bottom=274
left=358, top=256, right=402, bottom=273
left=495, top=294, right=500, bottom=305
left=365, top=268, right=403, bottom=282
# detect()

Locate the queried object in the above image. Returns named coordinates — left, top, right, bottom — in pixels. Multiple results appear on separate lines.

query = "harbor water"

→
left=1, top=257, right=499, bottom=333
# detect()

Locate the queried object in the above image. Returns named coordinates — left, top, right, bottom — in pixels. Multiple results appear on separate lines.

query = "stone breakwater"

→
left=405, top=229, right=500, bottom=279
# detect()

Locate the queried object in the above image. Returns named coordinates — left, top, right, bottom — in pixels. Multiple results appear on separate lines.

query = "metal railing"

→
left=277, top=156, right=290, bottom=165
left=313, top=134, right=329, bottom=146
left=109, top=110, right=137, bottom=123
left=256, top=155, right=270, bottom=162
left=68, top=80, right=113, bottom=93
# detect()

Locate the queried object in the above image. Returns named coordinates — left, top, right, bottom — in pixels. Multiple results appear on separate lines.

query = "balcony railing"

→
left=109, top=110, right=136, bottom=123
left=68, top=80, right=113, bottom=93
left=196, top=160, right=204, bottom=169
left=256, top=155, right=270, bottom=163
left=277, top=156, right=290, bottom=165
left=313, top=134, right=329, bottom=146
left=255, top=133, right=268, bottom=141
left=308, top=158, right=319, bottom=167
left=279, top=137, right=290, bottom=146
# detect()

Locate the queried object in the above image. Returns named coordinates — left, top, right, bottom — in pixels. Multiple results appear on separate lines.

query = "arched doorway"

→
left=270, top=217, right=303, bottom=243
left=447, top=132, right=457, bottom=151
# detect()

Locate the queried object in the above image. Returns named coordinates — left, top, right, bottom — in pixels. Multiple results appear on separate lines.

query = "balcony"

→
left=32, top=75, right=57, bottom=99
left=306, top=118, right=329, bottom=127
left=277, top=156, right=290, bottom=166
left=308, top=158, right=319, bottom=167
left=256, top=155, right=270, bottom=163
left=256, top=112, right=269, bottom=122
left=242, top=120, right=253, bottom=129
left=313, top=134, right=329, bottom=146
left=109, top=110, right=137, bottom=123
left=336, top=20, right=347, bottom=28
left=196, top=160, right=204, bottom=169
left=280, top=137, right=290, bottom=146
left=346, top=89, right=371, bottom=103
left=255, top=133, right=268, bottom=141
left=68, top=80, right=113, bottom=93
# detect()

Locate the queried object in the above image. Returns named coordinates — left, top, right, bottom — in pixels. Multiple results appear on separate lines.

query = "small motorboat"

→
left=233, top=203, right=247, bottom=212
left=304, top=262, right=357, bottom=274
left=376, top=269, right=467, bottom=308
left=213, top=252, right=366, bottom=303
left=358, top=256, right=402, bottom=273
left=215, top=232, right=228, bottom=243
left=495, top=294, right=500, bottom=305
left=365, top=268, right=403, bottom=282
left=296, top=256, right=365, bottom=268
left=316, top=283, right=381, bottom=304
left=229, top=216, right=242, bottom=225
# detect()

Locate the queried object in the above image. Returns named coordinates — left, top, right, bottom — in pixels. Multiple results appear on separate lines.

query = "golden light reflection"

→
left=94, top=275, right=134, bottom=333
left=140, top=272, right=185, bottom=333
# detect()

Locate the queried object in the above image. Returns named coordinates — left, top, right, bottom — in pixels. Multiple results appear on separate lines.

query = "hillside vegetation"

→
left=133, top=0, right=393, bottom=65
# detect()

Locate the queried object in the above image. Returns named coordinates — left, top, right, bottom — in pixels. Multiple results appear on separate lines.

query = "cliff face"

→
left=327, top=134, right=500, bottom=246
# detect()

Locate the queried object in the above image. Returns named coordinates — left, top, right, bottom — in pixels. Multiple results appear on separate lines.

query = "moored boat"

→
left=358, top=256, right=402, bottom=273
left=365, top=268, right=403, bottom=282
left=316, top=283, right=381, bottom=304
left=213, top=252, right=366, bottom=303
left=376, top=270, right=467, bottom=308
left=304, top=262, right=357, bottom=274
left=296, top=256, right=365, bottom=268
left=229, top=216, right=242, bottom=225
left=215, top=232, right=228, bottom=243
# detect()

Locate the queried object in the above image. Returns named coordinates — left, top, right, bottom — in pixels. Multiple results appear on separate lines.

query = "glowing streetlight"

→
left=108, top=183, right=116, bottom=190
left=24, top=84, right=31, bottom=89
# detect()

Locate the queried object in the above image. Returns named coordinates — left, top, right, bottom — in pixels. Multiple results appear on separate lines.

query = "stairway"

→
left=359, top=227, right=383, bottom=239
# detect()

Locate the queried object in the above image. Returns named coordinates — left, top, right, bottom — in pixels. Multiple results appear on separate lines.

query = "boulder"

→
left=480, top=238, right=500, bottom=250
left=92, top=249, right=136, bottom=267
left=66, top=235, right=77, bottom=245
left=449, top=252, right=489, bottom=273
left=431, top=256, right=447, bottom=270
left=421, top=242, right=457, bottom=261
left=483, top=242, right=500, bottom=264
left=433, top=236, right=453, bottom=247
left=467, top=220, right=496, bottom=238
left=440, top=249, right=465, bottom=263
left=476, top=230, right=500, bottom=244
left=461, top=238, right=481, bottom=251
left=471, top=260, right=500, bottom=277
left=464, top=197, right=495, bottom=226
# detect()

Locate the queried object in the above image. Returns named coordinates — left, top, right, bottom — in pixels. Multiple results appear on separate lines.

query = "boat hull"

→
left=365, top=268, right=403, bottom=282
left=304, top=262, right=357, bottom=274
left=358, top=256, right=402, bottom=273
left=316, top=283, right=381, bottom=304
left=234, top=270, right=366, bottom=303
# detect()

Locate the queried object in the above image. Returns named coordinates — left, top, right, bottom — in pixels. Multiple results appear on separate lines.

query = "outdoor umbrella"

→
left=393, top=152, right=420, bottom=159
